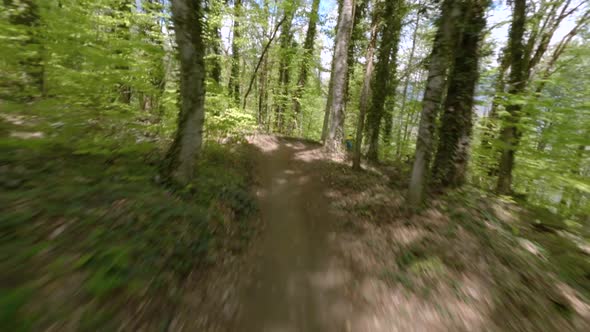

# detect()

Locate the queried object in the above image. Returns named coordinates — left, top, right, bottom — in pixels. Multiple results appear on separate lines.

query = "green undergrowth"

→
left=443, top=189, right=590, bottom=300
left=1, top=103, right=258, bottom=331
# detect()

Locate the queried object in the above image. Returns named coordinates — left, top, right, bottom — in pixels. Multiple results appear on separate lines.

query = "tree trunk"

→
left=400, top=69, right=425, bottom=157
left=257, top=0, right=271, bottom=128
left=408, top=0, right=461, bottom=206
left=292, top=0, right=321, bottom=135
left=352, top=17, right=378, bottom=171
left=321, top=0, right=344, bottom=142
left=396, top=8, right=422, bottom=159
left=366, top=0, right=405, bottom=162
left=208, top=0, right=223, bottom=85
left=274, top=8, right=295, bottom=133
left=165, top=0, right=206, bottom=185
left=243, top=14, right=288, bottom=110
left=343, top=0, right=367, bottom=115
left=228, top=0, right=242, bottom=105
left=324, top=0, right=355, bottom=153
left=431, top=0, right=488, bottom=187
left=496, top=0, right=527, bottom=194
left=258, top=55, right=269, bottom=127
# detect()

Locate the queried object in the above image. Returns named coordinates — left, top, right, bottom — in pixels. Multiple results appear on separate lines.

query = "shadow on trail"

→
left=230, top=135, right=590, bottom=332
left=231, top=135, right=360, bottom=332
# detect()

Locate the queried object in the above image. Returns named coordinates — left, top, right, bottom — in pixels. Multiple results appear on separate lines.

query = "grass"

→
left=1, top=101, right=258, bottom=331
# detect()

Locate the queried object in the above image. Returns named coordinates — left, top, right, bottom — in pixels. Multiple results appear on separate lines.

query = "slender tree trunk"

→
left=321, top=60, right=335, bottom=142
left=321, top=0, right=344, bottom=142
left=496, top=0, right=527, bottom=194
left=243, top=14, right=287, bottom=109
left=258, top=56, right=269, bottom=127
left=165, top=0, right=206, bottom=184
left=257, top=0, right=271, bottom=128
left=400, top=69, right=425, bottom=156
left=208, top=0, right=223, bottom=85
left=366, top=0, right=405, bottom=162
left=293, top=0, right=321, bottom=135
left=228, top=0, right=242, bottom=105
left=324, top=0, right=355, bottom=152
left=396, top=9, right=421, bottom=159
left=352, top=18, right=378, bottom=171
left=343, top=0, right=367, bottom=114
left=431, top=0, right=488, bottom=187
left=274, top=7, right=295, bottom=133
left=408, top=0, right=461, bottom=206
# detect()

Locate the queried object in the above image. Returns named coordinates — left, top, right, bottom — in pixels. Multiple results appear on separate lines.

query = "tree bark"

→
left=228, top=0, right=242, bottom=105
left=496, top=0, right=527, bottom=194
left=408, top=0, right=461, bottom=206
left=365, top=0, right=404, bottom=162
left=352, top=17, right=378, bottom=171
left=207, top=0, right=223, bottom=85
left=274, top=7, right=296, bottom=133
left=432, top=0, right=488, bottom=187
left=324, top=0, right=355, bottom=153
left=292, top=0, right=321, bottom=135
left=395, top=7, right=422, bottom=159
left=243, top=15, right=288, bottom=110
left=165, top=0, right=206, bottom=185
left=321, top=0, right=344, bottom=142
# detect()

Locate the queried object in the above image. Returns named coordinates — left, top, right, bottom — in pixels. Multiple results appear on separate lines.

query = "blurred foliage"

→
left=471, top=42, right=590, bottom=225
left=0, top=100, right=257, bottom=329
left=0, top=1, right=258, bottom=328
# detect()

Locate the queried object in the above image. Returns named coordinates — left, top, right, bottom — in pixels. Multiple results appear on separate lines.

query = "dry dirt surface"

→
left=172, top=135, right=590, bottom=332
left=229, top=135, right=356, bottom=332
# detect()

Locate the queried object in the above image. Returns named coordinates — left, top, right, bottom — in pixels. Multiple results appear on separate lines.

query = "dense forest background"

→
left=2, top=0, right=587, bottom=218
left=1, top=0, right=589, bottom=330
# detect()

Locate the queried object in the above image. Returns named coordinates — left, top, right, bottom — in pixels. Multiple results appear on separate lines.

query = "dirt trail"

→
left=232, top=135, right=355, bottom=332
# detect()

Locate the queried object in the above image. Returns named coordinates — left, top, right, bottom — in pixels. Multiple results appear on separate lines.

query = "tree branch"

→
left=242, top=15, right=288, bottom=110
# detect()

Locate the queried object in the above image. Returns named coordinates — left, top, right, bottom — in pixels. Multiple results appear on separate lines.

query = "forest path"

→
left=232, top=135, right=355, bottom=332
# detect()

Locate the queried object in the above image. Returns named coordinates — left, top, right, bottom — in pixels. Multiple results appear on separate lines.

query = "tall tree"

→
left=495, top=0, right=528, bottom=194
left=365, top=0, right=405, bottom=162
left=352, top=12, right=379, bottom=170
left=256, top=0, right=271, bottom=127
left=408, top=0, right=461, bottom=205
left=482, top=0, right=586, bottom=180
left=274, top=3, right=296, bottom=132
left=206, top=0, right=223, bottom=85
left=324, top=0, right=356, bottom=152
left=165, top=0, right=207, bottom=184
left=321, top=0, right=343, bottom=142
left=431, top=0, right=489, bottom=187
left=396, top=3, right=423, bottom=159
left=292, top=0, right=321, bottom=135
left=228, top=0, right=242, bottom=105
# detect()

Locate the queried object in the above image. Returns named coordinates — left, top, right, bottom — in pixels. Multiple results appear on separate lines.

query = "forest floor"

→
left=3, top=100, right=590, bottom=332
left=175, top=135, right=590, bottom=332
